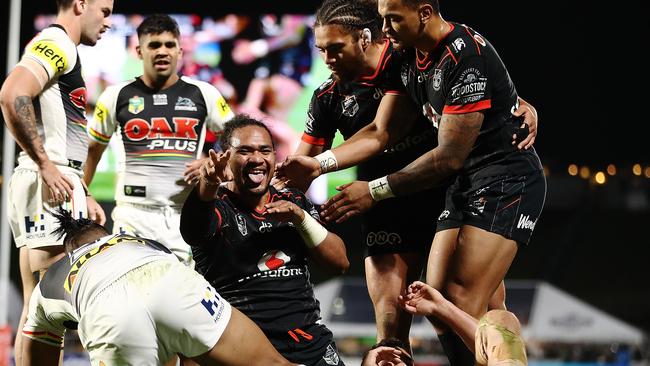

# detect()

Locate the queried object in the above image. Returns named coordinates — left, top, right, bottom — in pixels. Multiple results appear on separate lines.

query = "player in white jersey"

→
left=84, top=14, right=234, bottom=265
left=21, top=208, right=294, bottom=366
left=0, top=0, right=113, bottom=363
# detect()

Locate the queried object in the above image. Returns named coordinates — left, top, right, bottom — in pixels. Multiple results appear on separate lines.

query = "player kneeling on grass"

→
left=21, top=207, right=295, bottom=366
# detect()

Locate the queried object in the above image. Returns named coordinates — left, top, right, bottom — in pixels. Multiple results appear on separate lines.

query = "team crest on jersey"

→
left=236, top=214, right=248, bottom=236
left=341, top=95, right=359, bottom=117
left=257, top=250, right=291, bottom=271
left=69, top=87, right=87, bottom=109
left=175, top=96, right=197, bottom=111
left=400, top=63, right=409, bottom=86
left=128, top=96, right=144, bottom=114
left=323, top=344, right=340, bottom=365
left=432, top=69, right=442, bottom=91
left=452, top=38, right=466, bottom=52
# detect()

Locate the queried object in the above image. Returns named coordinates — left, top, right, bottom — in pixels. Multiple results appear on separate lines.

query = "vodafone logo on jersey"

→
left=69, top=87, right=87, bottom=109
left=257, top=250, right=291, bottom=271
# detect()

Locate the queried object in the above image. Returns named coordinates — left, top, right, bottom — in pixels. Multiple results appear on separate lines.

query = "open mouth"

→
left=154, top=59, right=171, bottom=69
left=245, top=167, right=267, bottom=185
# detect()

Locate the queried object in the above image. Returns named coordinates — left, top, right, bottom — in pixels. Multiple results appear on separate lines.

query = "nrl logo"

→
left=128, top=95, right=144, bottom=114
left=432, top=68, right=442, bottom=91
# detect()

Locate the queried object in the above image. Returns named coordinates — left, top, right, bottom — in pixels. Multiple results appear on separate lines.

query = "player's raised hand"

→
left=273, top=155, right=321, bottom=192
left=200, top=149, right=233, bottom=186
left=320, top=181, right=375, bottom=223
left=264, top=200, right=305, bottom=224
left=398, top=281, right=446, bottom=317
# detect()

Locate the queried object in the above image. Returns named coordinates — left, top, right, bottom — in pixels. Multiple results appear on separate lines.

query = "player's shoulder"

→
left=313, top=75, right=337, bottom=100
left=180, top=76, right=218, bottom=95
left=445, top=23, right=489, bottom=59
left=25, top=25, right=78, bottom=73
left=272, top=186, right=309, bottom=204
left=30, top=25, right=75, bottom=48
left=98, top=79, right=135, bottom=104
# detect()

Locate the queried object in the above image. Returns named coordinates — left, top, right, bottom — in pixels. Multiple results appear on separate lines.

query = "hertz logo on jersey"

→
left=28, top=40, right=67, bottom=73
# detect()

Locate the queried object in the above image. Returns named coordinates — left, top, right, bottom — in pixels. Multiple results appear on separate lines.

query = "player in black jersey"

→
left=286, top=0, right=442, bottom=351
left=315, top=1, right=546, bottom=366
left=180, top=114, right=348, bottom=366
left=274, top=0, right=538, bottom=355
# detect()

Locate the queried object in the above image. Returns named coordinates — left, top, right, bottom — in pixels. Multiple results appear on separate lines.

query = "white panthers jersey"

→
left=88, top=76, right=234, bottom=206
left=17, top=24, right=89, bottom=174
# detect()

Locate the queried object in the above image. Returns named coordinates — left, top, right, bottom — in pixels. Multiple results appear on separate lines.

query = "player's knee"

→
left=475, top=310, right=527, bottom=366
left=484, top=310, right=521, bottom=335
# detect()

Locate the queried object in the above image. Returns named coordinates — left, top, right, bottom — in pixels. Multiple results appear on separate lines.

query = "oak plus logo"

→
left=257, top=250, right=291, bottom=271
left=123, top=117, right=200, bottom=152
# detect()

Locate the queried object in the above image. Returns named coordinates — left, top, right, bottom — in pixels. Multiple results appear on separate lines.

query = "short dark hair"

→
left=219, top=114, right=275, bottom=151
left=56, top=0, right=75, bottom=10
left=136, top=14, right=181, bottom=39
left=315, top=0, right=383, bottom=42
left=51, top=207, right=109, bottom=253
left=402, top=0, right=440, bottom=13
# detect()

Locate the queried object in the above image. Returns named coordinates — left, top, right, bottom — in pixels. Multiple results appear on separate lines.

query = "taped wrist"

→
left=297, top=210, right=328, bottom=248
left=368, top=176, right=395, bottom=202
left=314, top=150, right=338, bottom=174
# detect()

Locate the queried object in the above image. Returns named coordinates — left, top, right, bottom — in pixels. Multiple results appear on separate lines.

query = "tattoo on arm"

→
left=388, top=112, right=483, bottom=196
left=13, top=96, right=47, bottom=162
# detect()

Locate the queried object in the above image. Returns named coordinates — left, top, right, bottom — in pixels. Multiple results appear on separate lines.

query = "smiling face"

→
left=137, top=31, right=182, bottom=86
left=227, top=125, right=276, bottom=198
left=314, top=24, right=367, bottom=82
left=79, top=0, right=113, bottom=46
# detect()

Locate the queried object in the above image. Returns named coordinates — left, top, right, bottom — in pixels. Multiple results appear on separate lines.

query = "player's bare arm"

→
left=0, top=66, right=74, bottom=202
left=320, top=112, right=482, bottom=222
left=388, top=112, right=483, bottom=195
left=276, top=94, right=416, bottom=189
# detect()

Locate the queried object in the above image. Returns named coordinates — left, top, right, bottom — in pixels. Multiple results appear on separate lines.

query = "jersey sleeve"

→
left=380, top=49, right=407, bottom=95
left=293, top=189, right=322, bottom=222
left=22, top=29, right=77, bottom=81
left=88, top=85, right=122, bottom=144
left=22, top=285, right=71, bottom=347
left=442, top=55, right=491, bottom=114
left=192, top=79, right=234, bottom=133
left=301, top=84, right=336, bottom=147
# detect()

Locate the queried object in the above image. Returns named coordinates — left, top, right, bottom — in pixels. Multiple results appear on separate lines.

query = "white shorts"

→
left=78, top=260, right=232, bottom=365
left=7, top=167, right=87, bottom=248
left=112, top=203, right=193, bottom=266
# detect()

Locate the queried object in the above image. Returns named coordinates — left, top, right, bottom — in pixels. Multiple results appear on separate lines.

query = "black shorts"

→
left=436, top=171, right=546, bottom=245
left=362, top=187, right=446, bottom=257
left=272, top=323, right=345, bottom=366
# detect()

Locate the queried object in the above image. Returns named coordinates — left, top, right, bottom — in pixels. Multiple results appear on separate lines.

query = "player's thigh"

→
left=192, top=307, right=291, bottom=366
left=446, top=225, right=517, bottom=317
left=18, top=246, right=38, bottom=302
left=365, top=251, right=422, bottom=300
left=10, top=169, right=86, bottom=271
left=79, top=277, right=159, bottom=365
left=425, top=227, right=459, bottom=290
left=146, top=262, right=232, bottom=360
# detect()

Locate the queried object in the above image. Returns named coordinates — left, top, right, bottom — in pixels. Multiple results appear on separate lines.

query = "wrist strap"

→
left=368, top=176, right=395, bottom=202
left=314, top=150, right=338, bottom=174
left=297, top=210, right=328, bottom=248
